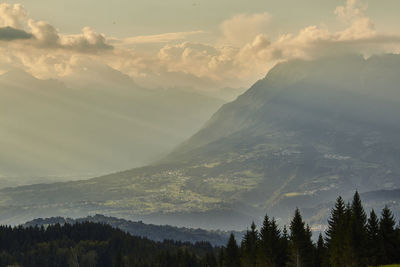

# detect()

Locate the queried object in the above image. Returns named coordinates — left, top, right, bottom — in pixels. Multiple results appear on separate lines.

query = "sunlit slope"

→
left=1, top=54, right=400, bottom=228
left=0, top=69, right=223, bottom=178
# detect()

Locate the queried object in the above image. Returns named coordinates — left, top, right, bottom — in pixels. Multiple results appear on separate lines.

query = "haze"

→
left=1, top=0, right=400, bottom=186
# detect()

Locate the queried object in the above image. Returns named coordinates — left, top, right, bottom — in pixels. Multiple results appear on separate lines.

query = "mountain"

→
left=1, top=54, right=400, bottom=229
left=0, top=68, right=224, bottom=181
left=23, top=214, right=241, bottom=246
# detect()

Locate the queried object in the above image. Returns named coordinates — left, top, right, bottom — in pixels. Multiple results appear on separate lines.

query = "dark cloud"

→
left=0, top=26, right=33, bottom=41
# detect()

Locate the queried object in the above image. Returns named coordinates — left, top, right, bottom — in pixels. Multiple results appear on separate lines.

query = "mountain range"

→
left=1, top=54, right=399, bottom=229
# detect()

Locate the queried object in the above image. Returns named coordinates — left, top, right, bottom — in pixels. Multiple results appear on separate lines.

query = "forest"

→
left=222, top=191, right=400, bottom=267
left=0, top=192, right=399, bottom=266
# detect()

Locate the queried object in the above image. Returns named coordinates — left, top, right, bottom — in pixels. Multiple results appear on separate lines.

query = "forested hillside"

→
left=1, top=192, right=399, bottom=266
left=24, top=214, right=238, bottom=246
left=0, top=222, right=217, bottom=267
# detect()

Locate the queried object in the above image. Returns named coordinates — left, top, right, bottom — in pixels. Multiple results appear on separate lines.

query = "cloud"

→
left=334, top=0, right=368, bottom=23
left=144, top=0, right=400, bottom=88
left=0, top=3, right=27, bottom=29
left=219, top=12, right=271, bottom=46
left=113, top=31, right=204, bottom=45
left=60, top=27, right=113, bottom=52
left=0, top=1, right=400, bottom=90
left=157, top=42, right=240, bottom=82
left=27, top=20, right=112, bottom=52
left=0, top=26, right=33, bottom=41
left=0, top=3, right=112, bottom=53
left=27, top=19, right=59, bottom=47
left=334, top=0, right=375, bottom=40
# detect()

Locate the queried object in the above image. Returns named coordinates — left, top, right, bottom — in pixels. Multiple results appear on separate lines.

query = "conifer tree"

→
left=217, top=249, right=224, bottom=267
left=378, top=206, right=398, bottom=264
left=366, top=209, right=379, bottom=266
left=241, top=222, right=258, bottom=267
left=325, top=196, right=352, bottom=267
left=202, top=252, right=217, bottom=267
left=325, top=197, right=345, bottom=244
left=315, top=233, right=325, bottom=267
left=258, top=215, right=282, bottom=266
left=349, top=191, right=368, bottom=266
left=289, top=208, right=314, bottom=267
left=113, top=249, right=123, bottom=267
left=258, top=213, right=272, bottom=267
left=305, top=225, right=316, bottom=266
left=397, top=222, right=400, bottom=263
left=279, top=225, right=290, bottom=266
left=224, top=233, right=241, bottom=267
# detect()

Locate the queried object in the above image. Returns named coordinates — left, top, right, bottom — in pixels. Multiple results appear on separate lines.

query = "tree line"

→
left=221, top=191, right=400, bottom=267
left=0, top=221, right=217, bottom=266
left=0, top=191, right=399, bottom=266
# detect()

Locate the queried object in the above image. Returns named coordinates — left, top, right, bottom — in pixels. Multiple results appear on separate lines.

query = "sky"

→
left=1, top=0, right=400, bottom=90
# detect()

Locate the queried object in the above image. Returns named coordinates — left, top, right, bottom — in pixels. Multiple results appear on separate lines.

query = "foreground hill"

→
left=24, top=214, right=238, bottom=246
left=1, top=54, right=400, bottom=228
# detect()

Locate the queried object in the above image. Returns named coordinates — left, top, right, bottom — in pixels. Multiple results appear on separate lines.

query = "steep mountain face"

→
left=0, top=69, right=223, bottom=181
left=164, top=54, right=400, bottom=211
left=1, top=54, right=400, bottom=229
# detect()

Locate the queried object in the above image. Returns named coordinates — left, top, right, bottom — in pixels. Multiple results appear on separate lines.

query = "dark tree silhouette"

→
left=366, top=209, right=379, bottom=266
left=258, top=215, right=283, bottom=266
left=241, top=222, right=258, bottom=267
left=325, top=196, right=352, bottom=266
left=378, top=206, right=398, bottom=264
left=349, top=191, right=368, bottom=266
left=224, top=234, right=241, bottom=267
left=315, top=233, right=326, bottom=267
left=289, top=208, right=314, bottom=267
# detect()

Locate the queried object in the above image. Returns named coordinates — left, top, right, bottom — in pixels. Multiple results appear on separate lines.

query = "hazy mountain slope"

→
left=161, top=54, right=400, bottom=219
left=0, top=69, right=224, bottom=180
left=1, top=54, right=400, bottom=229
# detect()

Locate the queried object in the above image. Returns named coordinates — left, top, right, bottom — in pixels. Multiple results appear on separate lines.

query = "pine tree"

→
left=217, top=249, right=224, bottom=267
left=258, top=215, right=282, bottom=266
left=202, top=252, right=217, bottom=267
left=396, top=222, right=400, bottom=263
left=366, top=209, right=379, bottom=266
left=241, top=222, right=258, bottom=267
left=224, top=233, right=241, bottom=267
left=325, top=197, right=345, bottom=244
left=279, top=225, right=290, bottom=266
left=349, top=191, right=368, bottom=266
left=305, top=225, right=316, bottom=266
left=258, top=213, right=272, bottom=267
left=315, top=233, right=325, bottom=267
left=113, top=249, right=123, bottom=267
left=289, top=208, right=314, bottom=267
left=325, top=196, right=352, bottom=267
left=378, top=206, right=397, bottom=265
